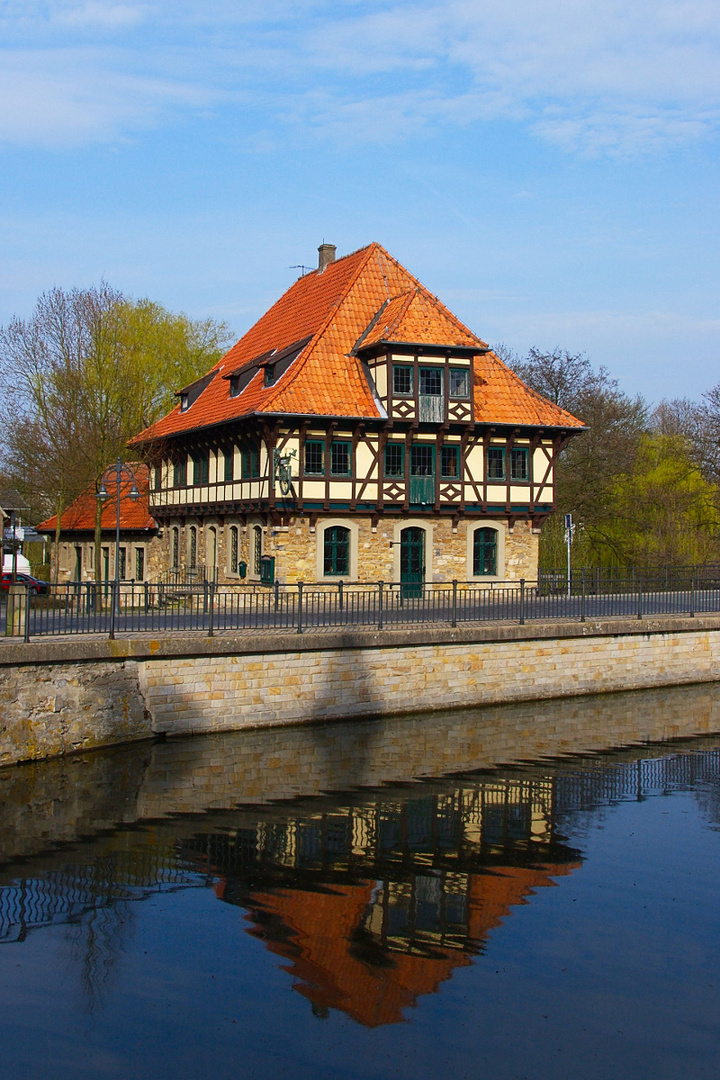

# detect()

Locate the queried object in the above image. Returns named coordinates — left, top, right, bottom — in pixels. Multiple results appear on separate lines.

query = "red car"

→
left=1, top=572, right=51, bottom=596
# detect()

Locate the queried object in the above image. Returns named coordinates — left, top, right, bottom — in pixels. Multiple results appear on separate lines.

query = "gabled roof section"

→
left=129, top=242, right=584, bottom=444
left=36, top=465, right=155, bottom=534
left=357, top=288, right=484, bottom=351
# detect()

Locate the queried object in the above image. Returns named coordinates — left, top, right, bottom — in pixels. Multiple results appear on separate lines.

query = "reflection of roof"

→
left=130, top=243, right=583, bottom=444
left=36, top=464, right=156, bottom=534
left=231, top=861, right=579, bottom=1028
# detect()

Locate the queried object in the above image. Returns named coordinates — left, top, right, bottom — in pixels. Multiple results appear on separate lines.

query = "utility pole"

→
left=564, top=512, right=575, bottom=598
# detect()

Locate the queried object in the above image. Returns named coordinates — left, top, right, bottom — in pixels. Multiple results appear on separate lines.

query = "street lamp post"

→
left=96, top=459, right=141, bottom=627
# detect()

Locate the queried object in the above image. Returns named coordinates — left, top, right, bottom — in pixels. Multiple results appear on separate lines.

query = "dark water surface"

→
left=2, top=683, right=720, bottom=1080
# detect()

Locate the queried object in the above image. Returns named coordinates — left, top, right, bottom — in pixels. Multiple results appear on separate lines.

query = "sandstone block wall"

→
left=3, top=620, right=720, bottom=765
left=163, top=513, right=539, bottom=585
left=0, top=660, right=152, bottom=766
left=137, top=626, right=720, bottom=737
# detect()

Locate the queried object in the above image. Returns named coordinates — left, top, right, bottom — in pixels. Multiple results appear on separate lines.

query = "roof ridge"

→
left=260, top=243, right=380, bottom=411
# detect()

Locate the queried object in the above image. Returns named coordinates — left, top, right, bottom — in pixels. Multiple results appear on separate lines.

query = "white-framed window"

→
left=188, top=525, right=198, bottom=568
left=316, top=518, right=359, bottom=581
left=228, top=524, right=240, bottom=575
left=251, top=524, right=262, bottom=577
left=207, top=525, right=218, bottom=569
left=466, top=521, right=505, bottom=581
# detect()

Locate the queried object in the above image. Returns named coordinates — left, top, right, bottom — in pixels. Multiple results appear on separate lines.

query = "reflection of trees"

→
left=65, top=897, right=134, bottom=1016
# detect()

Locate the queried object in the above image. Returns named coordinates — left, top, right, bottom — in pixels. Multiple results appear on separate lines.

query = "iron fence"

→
left=3, top=573, right=720, bottom=640
left=540, top=564, right=720, bottom=594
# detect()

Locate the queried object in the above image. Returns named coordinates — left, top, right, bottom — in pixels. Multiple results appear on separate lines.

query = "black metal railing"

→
left=3, top=574, right=720, bottom=641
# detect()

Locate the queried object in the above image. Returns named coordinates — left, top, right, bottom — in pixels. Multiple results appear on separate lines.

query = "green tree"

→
left=603, top=434, right=720, bottom=566
left=0, top=284, right=231, bottom=580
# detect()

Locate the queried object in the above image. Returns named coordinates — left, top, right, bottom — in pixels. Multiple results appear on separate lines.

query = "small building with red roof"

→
left=129, top=242, right=584, bottom=586
left=36, top=465, right=159, bottom=583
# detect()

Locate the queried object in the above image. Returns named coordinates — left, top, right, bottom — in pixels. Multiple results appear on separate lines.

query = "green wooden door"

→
left=400, top=527, right=425, bottom=598
left=409, top=444, right=435, bottom=506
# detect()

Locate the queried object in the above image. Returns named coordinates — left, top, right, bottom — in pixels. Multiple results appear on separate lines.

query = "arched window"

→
left=252, top=525, right=262, bottom=576
left=229, top=526, right=239, bottom=574
left=473, top=527, right=497, bottom=576
left=171, top=527, right=179, bottom=569
left=324, top=526, right=350, bottom=576
left=207, top=526, right=217, bottom=569
left=188, top=525, right=197, bottom=568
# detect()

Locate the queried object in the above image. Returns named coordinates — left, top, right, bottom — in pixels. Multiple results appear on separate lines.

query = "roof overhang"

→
left=355, top=340, right=491, bottom=360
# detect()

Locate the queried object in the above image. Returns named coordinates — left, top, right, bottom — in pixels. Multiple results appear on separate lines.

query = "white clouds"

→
left=2, top=0, right=720, bottom=153
left=0, top=51, right=217, bottom=148
left=55, top=3, right=147, bottom=31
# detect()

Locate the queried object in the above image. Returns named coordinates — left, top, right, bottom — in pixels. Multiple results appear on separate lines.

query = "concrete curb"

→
left=3, top=613, right=720, bottom=666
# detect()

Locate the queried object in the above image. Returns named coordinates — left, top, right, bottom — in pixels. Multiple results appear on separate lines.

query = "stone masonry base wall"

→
left=140, top=627, right=720, bottom=737
left=3, top=619, right=720, bottom=764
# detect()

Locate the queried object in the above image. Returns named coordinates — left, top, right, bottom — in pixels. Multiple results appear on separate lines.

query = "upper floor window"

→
left=393, top=365, right=414, bottom=396
left=224, top=448, right=234, bottom=483
left=449, top=368, right=470, bottom=399
left=229, top=374, right=241, bottom=397
left=486, top=447, right=505, bottom=481
left=304, top=439, right=325, bottom=475
left=441, top=445, right=460, bottom=478
left=384, top=443, right=404, bottom=477
left=419, top=367, right=442, bottom=396
left=264, top=364, right=276, bottom=386
left=330, top=441, right=351, bottom=476
left=173, top=459, right=187, bottom=488
left=192, top=452, right=209, bottom=486
left=242, top=442, right=261, bottom=479
left=511, top=448, right=529, bottom=481
left=153, top=464, right=161, bottom=491
left=180, top=393, right=189, bottom=412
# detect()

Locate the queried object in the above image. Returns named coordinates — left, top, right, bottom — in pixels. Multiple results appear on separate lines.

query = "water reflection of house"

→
left=228, top=862, right=577, bottom=1027
left=190, top=779, right=581, bottom=1027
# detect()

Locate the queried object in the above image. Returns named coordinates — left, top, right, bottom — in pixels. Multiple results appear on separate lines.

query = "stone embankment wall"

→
left=2, top=615, right=720, bottom=765
left=3, top=683, right=720, bottom=871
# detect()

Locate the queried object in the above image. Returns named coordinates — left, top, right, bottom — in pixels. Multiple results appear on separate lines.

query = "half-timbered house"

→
left=129, top=243, right=584, bottom=587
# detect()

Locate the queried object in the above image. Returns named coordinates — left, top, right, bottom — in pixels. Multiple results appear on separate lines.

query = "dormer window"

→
left=180, top=393, right=189, bottom=412
left=264, top=364, right=276, bottom=387
left=393, top=365, right=414, bottom=395
left=449, top=368, right=470, bottom=399
left=229, top=375, right=241, bottom=397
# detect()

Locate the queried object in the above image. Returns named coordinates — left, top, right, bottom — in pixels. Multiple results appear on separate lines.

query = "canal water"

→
left=2, top=683, right=720, bottom=1079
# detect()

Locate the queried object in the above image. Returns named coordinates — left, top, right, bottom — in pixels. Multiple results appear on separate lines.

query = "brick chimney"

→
left=318, top=243, right=336, bottom=273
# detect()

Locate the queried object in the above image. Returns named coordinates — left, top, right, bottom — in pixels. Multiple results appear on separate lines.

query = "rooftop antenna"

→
left=289, top=265, right=313, bottom=276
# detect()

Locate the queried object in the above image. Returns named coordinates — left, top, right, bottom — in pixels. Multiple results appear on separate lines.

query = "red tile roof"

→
left=36, top=464, right=155, bottom=533
left=129, top=243, right=583, bottom=444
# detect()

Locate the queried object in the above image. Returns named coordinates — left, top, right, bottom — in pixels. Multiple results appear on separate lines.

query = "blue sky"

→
left=1, top=0, right=719, bottom=403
